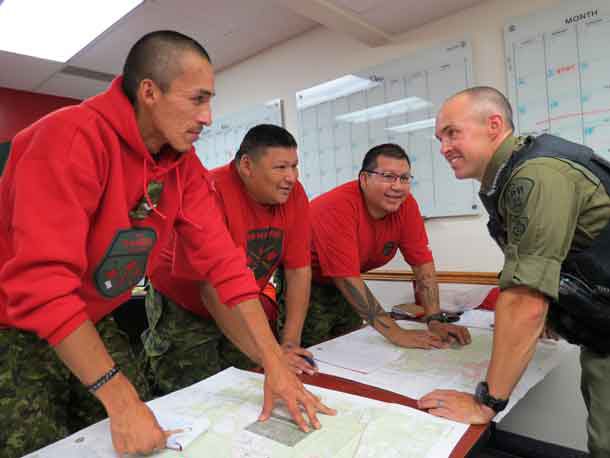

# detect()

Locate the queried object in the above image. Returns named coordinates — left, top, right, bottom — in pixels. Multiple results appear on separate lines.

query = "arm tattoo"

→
left=337, top=279, right=390, bottom=329
left=415, top=270, right=440, bottom=311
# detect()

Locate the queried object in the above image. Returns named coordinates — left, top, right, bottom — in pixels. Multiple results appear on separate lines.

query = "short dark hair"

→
left=360, top=143, right=410, bottom=173
left=235, top=124, right=297, bottom=161
left=449, top=86, right=515, bottom=131
left=122, top=30, right=211, bottom=105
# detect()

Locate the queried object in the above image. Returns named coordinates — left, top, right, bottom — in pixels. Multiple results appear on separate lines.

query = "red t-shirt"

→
left=311, top=181, right=433, bottom=283
left=150, top=162, right=311, bottom=319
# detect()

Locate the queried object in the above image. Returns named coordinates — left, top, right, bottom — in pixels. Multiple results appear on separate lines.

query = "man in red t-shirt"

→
left=301, top=143, right=471, bottom=348
left=145, top=124, right=317, bottom=394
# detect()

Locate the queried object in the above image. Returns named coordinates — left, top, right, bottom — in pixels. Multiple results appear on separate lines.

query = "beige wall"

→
left=214, top=0, right=589, bottom=451
left=213, top=0, right=564, bottom=273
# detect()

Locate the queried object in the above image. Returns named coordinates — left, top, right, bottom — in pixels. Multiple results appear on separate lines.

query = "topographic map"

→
left=26, top=368, right=468, bottom=458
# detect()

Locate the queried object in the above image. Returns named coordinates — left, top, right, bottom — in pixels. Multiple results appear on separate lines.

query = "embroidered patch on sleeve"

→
left=504, top=177, right=534, bottom=216
left=510, top=216, right=529, bottom=243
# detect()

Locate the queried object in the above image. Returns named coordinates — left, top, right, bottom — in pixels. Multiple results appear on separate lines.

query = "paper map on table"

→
left=26, top=367, right=468, bottom=458
left=312, top=322, right=574, bottom=421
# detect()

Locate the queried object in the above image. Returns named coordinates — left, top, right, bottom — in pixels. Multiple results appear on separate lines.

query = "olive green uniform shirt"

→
left=480, top=134, right=610, bottom=300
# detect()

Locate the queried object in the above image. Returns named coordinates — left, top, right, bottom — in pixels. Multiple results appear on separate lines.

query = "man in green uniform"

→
left=419, top=86, right=610, bottom=458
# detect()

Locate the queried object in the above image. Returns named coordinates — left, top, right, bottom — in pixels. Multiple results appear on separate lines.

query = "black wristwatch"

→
left=474, top=381, right=508, bottom=413
left=424, top=311, right=460, bottom=324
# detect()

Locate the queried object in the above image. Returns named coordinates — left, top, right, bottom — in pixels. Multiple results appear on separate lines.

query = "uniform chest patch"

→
left=247, top=227, right=284, bottom=280
left=504, top=177, right=534, bottom=216
left=383, top=241, right=397, bottom=257
left=95, top=228, right=157, bottom=298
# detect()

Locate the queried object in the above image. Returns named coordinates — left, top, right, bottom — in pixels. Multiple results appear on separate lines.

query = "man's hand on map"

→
left=427, top=321, right=472, bottom=346
left=418, top=390, right=495, bottom=424
left=281, top=341, right=318, bottom=376
left=387, top=327, right=448, bottom=349
left=101, top=373, right=173, bottom=455
left=259, top=360, right=336, bottom=432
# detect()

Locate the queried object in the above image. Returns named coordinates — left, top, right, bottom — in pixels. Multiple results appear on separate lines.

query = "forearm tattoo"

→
left=415, top=270, right=440, bottom=311
left=338, top=279, right=390, bottom=329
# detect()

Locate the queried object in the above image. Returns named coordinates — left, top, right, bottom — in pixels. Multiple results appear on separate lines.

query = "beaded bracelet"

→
left=87, top=365, right=120, bottom=393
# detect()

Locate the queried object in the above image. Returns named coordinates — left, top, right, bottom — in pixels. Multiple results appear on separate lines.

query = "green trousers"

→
left=276, top=272, right=363, bottom=348
left=0, top=316, right=150, bottom=458
left=581, top=347, right=610, bottom=457
left=141, top=285, right=255, bottom=397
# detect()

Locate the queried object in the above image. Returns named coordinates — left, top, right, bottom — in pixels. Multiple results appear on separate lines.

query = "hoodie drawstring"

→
left=175, top=166, right=202, bottom=230
left=141, top=157, right=203, bottom=230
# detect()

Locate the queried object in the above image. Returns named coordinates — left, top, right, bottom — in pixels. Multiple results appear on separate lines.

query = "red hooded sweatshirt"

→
left=0, top=77, right=258, bottom=346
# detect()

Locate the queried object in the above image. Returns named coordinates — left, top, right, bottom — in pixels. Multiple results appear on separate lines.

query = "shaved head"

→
left=122, top=30, right=211, bottom=106
left=435, top=86, right=515, bottom=181
left=445, top=86, right=514, bottom=132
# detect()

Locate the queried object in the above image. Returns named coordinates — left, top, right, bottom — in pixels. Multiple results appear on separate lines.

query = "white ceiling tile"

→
left=36, top=73, right=112, bottom=100
left=0, top=51, right=63, bottom=91
left=362, top=0, right=485, bottom=35
left=330, top=0, right=388, bottom=14
left=0, top=0, right=486, bottom=99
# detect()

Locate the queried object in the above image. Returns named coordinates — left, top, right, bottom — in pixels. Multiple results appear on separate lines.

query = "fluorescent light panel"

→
left=296, top=75, right=381, bottom=110
left=335, top=97, right=431, bottom=124
left=0, top=0, right=142, bottom=62
left=386, top=118, right=436, bottom=134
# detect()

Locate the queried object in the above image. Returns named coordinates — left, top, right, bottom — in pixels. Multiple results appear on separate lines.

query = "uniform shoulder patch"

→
left=510, top=216, right=529, bottom=243
left=504, top=177, right=534, bottom=216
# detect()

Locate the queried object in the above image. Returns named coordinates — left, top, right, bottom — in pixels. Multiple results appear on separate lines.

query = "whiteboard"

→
left=194, top=99, right=284, bottom=169
left=295, top=41, right=480, bottom=218
left=505, top=0, right=610, bottom=160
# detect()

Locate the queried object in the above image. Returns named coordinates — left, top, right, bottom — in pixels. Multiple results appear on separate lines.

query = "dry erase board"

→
left=195, top=99, right=284, bottom=169
left=505, top=0, right=610, bottom=160
left=295, top=41, right=479, bottom=218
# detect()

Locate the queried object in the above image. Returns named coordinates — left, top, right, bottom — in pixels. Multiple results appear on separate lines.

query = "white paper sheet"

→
left=313, top=321, right=574, bottom=421
left=455, top=309, right=495, bottom=329
left=310, top=325, right=404, bottom=373
left=149, top=407, right=210, bottom=451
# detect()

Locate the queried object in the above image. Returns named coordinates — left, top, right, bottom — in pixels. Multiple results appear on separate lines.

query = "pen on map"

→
left=165, top=443, right=183, bottom=452
left=299, top=354, right=317, bottom=368
left=446, top=331, right=462, bottom=345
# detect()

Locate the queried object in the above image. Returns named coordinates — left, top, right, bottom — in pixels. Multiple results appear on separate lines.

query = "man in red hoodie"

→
left=145, top=124, right=316, bottom=396
left=0, top=31, right=332, bottom=458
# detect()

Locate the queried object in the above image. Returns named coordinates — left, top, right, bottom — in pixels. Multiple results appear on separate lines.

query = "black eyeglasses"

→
left=364, top=170, right=413, bottom=184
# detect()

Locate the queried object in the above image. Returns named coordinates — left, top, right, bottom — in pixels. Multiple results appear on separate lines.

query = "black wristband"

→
left=87, top=365, right=120, bottom=393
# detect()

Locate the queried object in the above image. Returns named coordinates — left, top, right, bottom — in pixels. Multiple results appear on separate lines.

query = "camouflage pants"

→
left=581, top=347, right=610, bottom=458
left=141, top=286, right=255, bottom=397
left=0, top=316, right=150, bottom=458
left=276, top=270, right=363, bottom=348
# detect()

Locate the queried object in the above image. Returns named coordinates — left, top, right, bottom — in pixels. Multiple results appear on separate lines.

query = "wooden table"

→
left=297, top=371, right=490, bottom=458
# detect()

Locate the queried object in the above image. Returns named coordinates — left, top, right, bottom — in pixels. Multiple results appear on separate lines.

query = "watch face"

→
left=475, top=381, right=508, bottom=413
left=475, top=382, right=487, bottom=400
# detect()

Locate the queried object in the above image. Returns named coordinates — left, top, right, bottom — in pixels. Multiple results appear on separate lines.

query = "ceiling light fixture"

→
left=335, top=97, right=431, bottom=124
left=385, top=118, right=436, bottom=134
left=296, top=75, right=381, bottom=110
left=0, top=0, right=142, bottom=62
